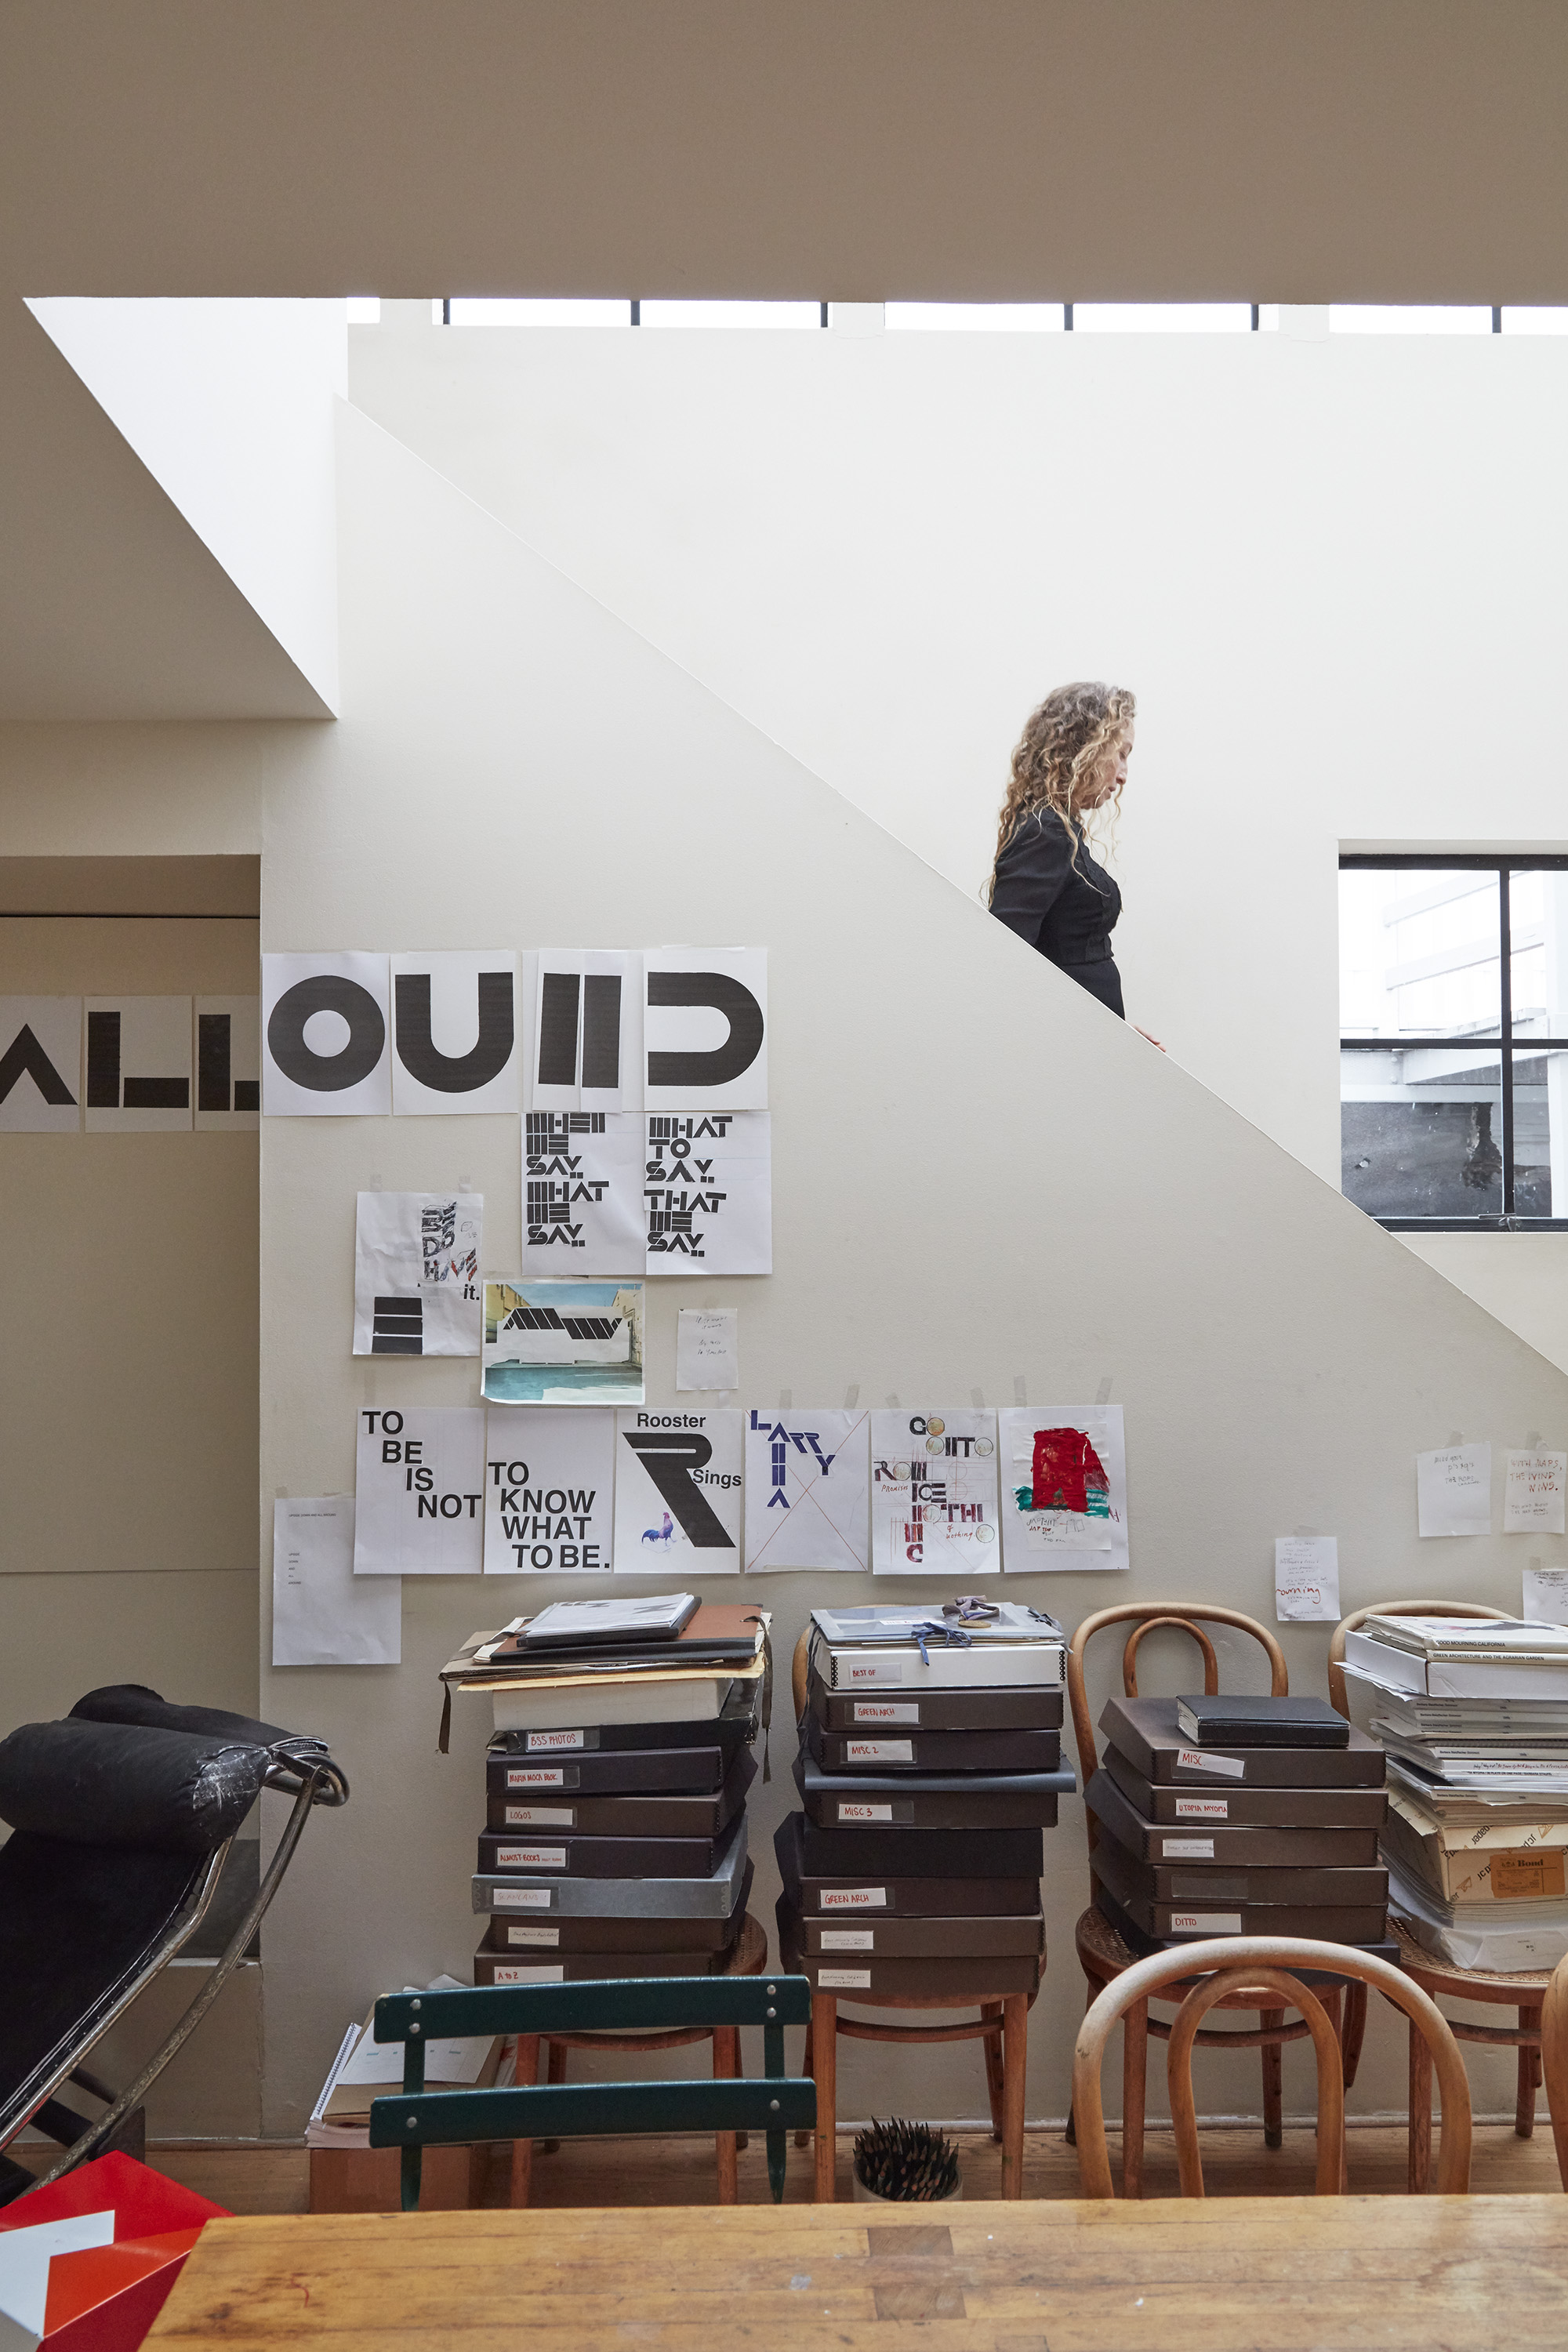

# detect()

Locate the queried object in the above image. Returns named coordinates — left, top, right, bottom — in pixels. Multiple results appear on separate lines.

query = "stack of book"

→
left=775, top=1603, right=1074, bottom=1999
left=441, top=1594, right=768, bottom=1984
left=1342, top=1613, right=1568, bottom=1972
left=1085, top=1693, right=1391, bottom=1953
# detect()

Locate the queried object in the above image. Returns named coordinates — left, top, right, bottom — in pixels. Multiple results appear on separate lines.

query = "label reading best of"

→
left=1174, top=1796, right=1230, bottom=1820
left=818, top=1886, right=887, bottom=1910
left=495, top=1846, right=568, bottom=1870
left=526, top=1729, right=586, bottom=1751
left=838, top=1802, right=893, bottom=1822
left=846, top=1740, right=915, bottom=1762
left=852, top=1702, right=920, bottom=1725
left=1171, top=1910, right=1243, bottom=1932
left=506, top=1767, right=566, bottom=1788
left=1174, top=1748, right=1246, bottom=1781
left=845, top=1660, right=902, bottom=1685
left=493, top=1886, right=553, bottom=1910
left=818, top=1967, right=873, bottom=1989
left=493, top=1964, right=565, bottom=1984
left=506, top=1925, right=561, bottom=1947
left=819, top=1930, right=875, bottom=1950
left=1162, top=1838, right=1216, bottom=1860
left=504, top=1806, right=575, bottom=1828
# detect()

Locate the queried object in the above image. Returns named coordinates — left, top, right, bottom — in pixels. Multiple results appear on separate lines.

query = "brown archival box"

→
left=1101, top=1696, right=1385, bottom=1789
left=778, top=1904, right=1042, bottom=1996
left=1087, top=1766, right=1382, bottom=1866
left=793, top=1911, right=1044, bottom=1958
left=485, top=1748, right=753, bottom=1837
left=484, top=1743, right=734, bottom=1795
left=474, top=1943, right=733, bottom=1982
left=1093, top=1829, right=1387, bottom=1944
left=775, top=1812, right=1039, bottom=1916
left=477, top=1863, right=752, bottom=1952
left=807, top=1719, right=1062, bottom=1773
left=811, top=1679, right=1064, bottom=1734
left=1102, top=1745, right=1387, bottom=1828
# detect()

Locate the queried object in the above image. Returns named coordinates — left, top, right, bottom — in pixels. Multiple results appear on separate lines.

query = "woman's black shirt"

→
left=989, top=810, right=1124, bottom=1018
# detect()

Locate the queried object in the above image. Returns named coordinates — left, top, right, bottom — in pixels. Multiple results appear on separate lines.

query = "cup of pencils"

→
left=851, top=2118, right=963, bottom=2204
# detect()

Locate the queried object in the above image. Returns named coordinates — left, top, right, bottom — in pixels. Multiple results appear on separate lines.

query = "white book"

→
left=1346, top=1628, right=1568, bottom=1700
left=811, top=1602, right=1059, bottom=1646
left=491, top=1673, right=737, bottom=1733
left=811, top=1636, right=1063, bottom=1690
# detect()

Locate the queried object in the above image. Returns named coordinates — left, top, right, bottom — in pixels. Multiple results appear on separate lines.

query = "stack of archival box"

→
left=775, top=1603, right=1075, bottom=1999
left=441, top=1595, right=767, bottom=1986
left=1085, top=1692, right=1392, bottom=1954
left=1342, top=1613, right=1568, bottom=1973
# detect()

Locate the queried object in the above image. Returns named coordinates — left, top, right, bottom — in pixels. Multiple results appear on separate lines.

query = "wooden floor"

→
left=27, top=2121, right=1561, bottom=2212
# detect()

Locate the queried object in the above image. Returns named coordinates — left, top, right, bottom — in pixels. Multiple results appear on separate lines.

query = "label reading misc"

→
left=525, top=1729, right=586, bottom=1751
left=1161, top=1838, right=1216, bottom=1860
left=1174, top=1796, right=1230, bottom=1820
left=852, top=1702, right=920, bottom=1725
left=1174, top=1748, right=1246, bottom=1781
left=506, top=1766, right=567, bottom=1788
left=495, top=1846, right=568, bottom=1870
left=818, top=1886, right=887, bottom=1910
left=846, top=1740, right=915, bottom=1762
left=818, top=1968, right=873, bottom=1989
left=506, top=1926, right=561, bottom=1947
left=492, top=1964, right=565, bottom=1984
left=493, top=1886, right=554, bottom=1910
left=504, top=1806, right=576, bottom=1828
left=838, top=1802, right=894, bottom=1823
left=818, top=1930, right=875, bottom=1951
left=1170, top=1911, right=1243, bottom=1933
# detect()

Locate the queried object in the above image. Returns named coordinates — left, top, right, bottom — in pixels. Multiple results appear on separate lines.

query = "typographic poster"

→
left=743, top=1408, right=869, bottom=1573
left=390, top=951, right=521, bottom=1115
left=83, top=996, right=193, bottom=1132
left=643, top=947, right=767, bottom=1112
left=521, top=1110, right=644, bottom=1276
left=530, top=950, right=641, bottom=1114
left=194, top=998, right=260, bottom=1131
left=353, top=1192, right=482, bottom=1356
left=870, top=1408, right=1000, bottom=1575
left=644, top=1111, right=771, bottom=1273
left=613, top=1407, right=742, bottom=1573
left=482, top=1278, right=645, bottom=1406
left=0, top=997, right=81, bottom=1133
left=999, top=1406, right=1128, bottom=1573
left=484, top=1406, right=616, bottom=1573
left=262, top=953, right=392, bottom=1116
left=353, top=1406, right=485, bottom=1575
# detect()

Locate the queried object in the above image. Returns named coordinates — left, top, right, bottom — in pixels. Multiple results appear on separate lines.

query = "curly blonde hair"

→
left=988, top=681, right=1136, bottom=897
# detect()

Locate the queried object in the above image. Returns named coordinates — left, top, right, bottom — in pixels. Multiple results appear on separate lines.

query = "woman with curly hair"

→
left=989, top=681, right=1155, bottom=1037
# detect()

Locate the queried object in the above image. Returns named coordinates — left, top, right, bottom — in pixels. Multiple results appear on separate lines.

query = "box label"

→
left=819, top=1930, right=875, bottom=1950
left=837, top=1802, right=893, bottom=1822
left=495, top=1846, right=568, bottom=1869
left=1170, top=1911, right=1243, bottom=1932
left=506, top=1925, right=561, bottom=1947
left=846, top=1740, right=915, bottom=1762
left=1174, top=1796, right=1230, bottom=1820
left=1174, top=1748, right=1246, bottom=1780
left=1162, top=1838, right=1215, bottom=1860
left=818, top=1967, right=873, bottom=1989
left=818, top=1886, right=887, bottom=1910
left=492, top=1963, right=565, bottom=1984
left=506, top=1767, right=567, bottom=1788
left=1493, top=1851, right=1567, bottom=1900
left=504, top=1806, right=576, bottom=1828
left=526, top=1729, right=586, bottom=1751
left=845, top=1660, right=902, bottom=1683
left=493, top=1886, right=553, bottom=1910
left=852, top=1702, right=920, bottom=1725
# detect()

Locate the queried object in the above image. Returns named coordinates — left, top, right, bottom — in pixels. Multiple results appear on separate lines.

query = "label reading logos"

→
left=613, top=1408, right=742, bottom=1574
left=483, top=1406, right=615, bottom=1574
left=352, top=1406, right=485, bottom=1577
left=869, top=1407, right=1000, bottom=1574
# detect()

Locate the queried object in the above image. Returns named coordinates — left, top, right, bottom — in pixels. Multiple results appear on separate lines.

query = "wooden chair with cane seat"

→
left=788, top=1630, right=1038, bottom=2201
left=1541, top=1946, right=1568, bottom=2188
left=1067, top=1602, right=1359, bottom=2198
left=1071, top=1935, right=1472, bottom=2197
left=1327, top=1598, right=1551, bottom=2190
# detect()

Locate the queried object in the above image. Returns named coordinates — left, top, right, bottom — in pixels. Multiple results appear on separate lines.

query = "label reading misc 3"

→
left=492, top=1964, right=565, bottom=1984
left=818, top=1930, right=875, bottom=1950
left=506, top=1926, right=561, bottom=1947
left=1174, top=1748, right=1246, bottom=1780
left=504, top=1806, right=576, bottom=1828
left=1171, top=1911, right=1243, bottom=1932
left=838, top=1802, right=893, bottom=1822
left=851, top=1702, right=920, bottom=1724
left=1174, top=1796, right=1230, bottom=1820
left=495, top=1846, right=568, bottom=1869
left=493, top=1886, right=553, bottom=1910
left=818, top=1887, right=887, bottom=1910
left=1161, top=1838, right=1216, bottom=1860
left=526, top=1729, right=586, bottom=1751
left=818, top=1968, right=873, bottom=1989
left=846, top=1740, right=915, bottom=1762
left=506, top=1767, right=567, bottom=1788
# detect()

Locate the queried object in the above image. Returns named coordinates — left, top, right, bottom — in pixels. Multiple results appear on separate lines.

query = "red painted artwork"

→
left=1031, top=1426, right=1109, bottom=1514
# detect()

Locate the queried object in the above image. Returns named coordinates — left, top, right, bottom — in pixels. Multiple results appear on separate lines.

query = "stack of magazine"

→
left=1342, top=1613, right=1568, bottom=1971
left=441, top=1595, right=768, bottom=1983
left=774, top=1602, right=1074, bottom=1998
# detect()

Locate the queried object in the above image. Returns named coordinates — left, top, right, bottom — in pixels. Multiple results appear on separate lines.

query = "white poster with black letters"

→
left=390, top=950, right=521, bottom=1116
left=484, top=1406, right=616, bottom=1574
left=531, top=951, right=641, bottom=1114
left=870, top=1408, right=1000, bottom=1575
left=262, top=953, right=391, bottom=1117
left=522, top=1111, right=644, bottom=1276
left=84, top=996, right=192, bottom=1132
left=644, top=1111, right=771, bottom=1274
left=194, top=997, right=260, bottom=1131
left=353, top=1406, right=485, bottom=1574
left=0, top=996, right=80, bottom=1133
left=743, top=1408, right=869, bottom=1573
left=644, top=947, right=767, bottom=1112
left=353, top=1192, right=483, bottom=1356
left=613, top=1408, right=742, bottom=1573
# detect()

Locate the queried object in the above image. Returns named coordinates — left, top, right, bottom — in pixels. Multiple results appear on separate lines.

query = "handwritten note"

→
left=1505, top=1450, right=1566, bottom=1536
left=1524, top=1563, right=1568, bottom=1625
left=676, top=1307, right=739, bottom=1392
left=1275, top=1536, right=1341, bottom=1624
left=1416, top=1443, right=1492, bottom=1537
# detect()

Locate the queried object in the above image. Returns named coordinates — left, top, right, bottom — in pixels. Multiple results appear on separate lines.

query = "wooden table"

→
left=147, top=2194, right=1568, bottom=2352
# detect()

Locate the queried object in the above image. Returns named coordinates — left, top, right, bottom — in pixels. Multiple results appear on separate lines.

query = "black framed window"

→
left=1340, top=855, right=1568, bottom=1230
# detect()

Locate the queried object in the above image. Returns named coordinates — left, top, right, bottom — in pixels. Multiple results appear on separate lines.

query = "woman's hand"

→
left=1135, top=1027, right=1165, bottom=1051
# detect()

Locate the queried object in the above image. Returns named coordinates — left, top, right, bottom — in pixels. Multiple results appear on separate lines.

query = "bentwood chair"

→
left=1541, top=1947, right=1568, bottom=2188
left=788, top=1631, right=1040, bottom=2201
left=1067, top=1602, right=1348, bottom=2198
left=1327, top=1598, right=1545, bottom=2190
left=1072, top=1936, right=1472, bottom=2197
left=368, top=1975, right=815, bottom=2209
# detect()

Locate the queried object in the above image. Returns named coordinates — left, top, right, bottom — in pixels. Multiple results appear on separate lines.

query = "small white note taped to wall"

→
left=273, top=1497, right=400, bottom=1664
left=1416, top=1443, right=1492, bottom=1537
left=1524, top=1564, right=1568, bottom=1626
left=1274, top=1536, right=1340, bottom=1624
left=1505, top=1450, right=1567, bottom=1536
left=677, top=1308, right=739, bottom=1392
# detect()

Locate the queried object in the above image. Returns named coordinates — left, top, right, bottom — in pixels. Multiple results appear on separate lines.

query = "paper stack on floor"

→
left=1345, top=1613, right=1568, bottom=1971
left=1087, top=1692, right=1392, bottom=1955
left=445, top=1596, right=768, bottom=1983
left=775, top=1603, right=1074, bottom=1998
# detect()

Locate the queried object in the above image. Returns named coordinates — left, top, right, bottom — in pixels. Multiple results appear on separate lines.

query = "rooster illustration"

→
left=641, top=1512, right=675, bottom=1547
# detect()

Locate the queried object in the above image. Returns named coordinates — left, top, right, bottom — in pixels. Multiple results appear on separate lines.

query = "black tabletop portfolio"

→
left=1100, top=1697, right=1385, bottom=1788
left=777, top=1901, right=1042, bottom=1998
left=485, top=1747, right=754, bottom=1838
left=478, top=1862, right=752, bottom=1954
left=805, top=1719, right=1063, bottom=1774
left=810, top=1679, right=1065, bottom=1735
left=1174, top=1694, right=1350, bottom=1748
left=775, top=1812, right=1038, bottom=1917
left=793, top=1751, right=1071, bottom=1832
left=1086, top=1767, right=1382, bottom=1868
left=1093, top=1829, right=1387, bottom=1945
left=1102, top=1746, right=1388, bottom=1828
left=471, top=1812, right=748, bottom=1918
left=792, top=1910, right=1044, bottom=1958
left=1095, top=1878, right=1400, bottom=1970
left=485, top=1742, right=735, bottom=1796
